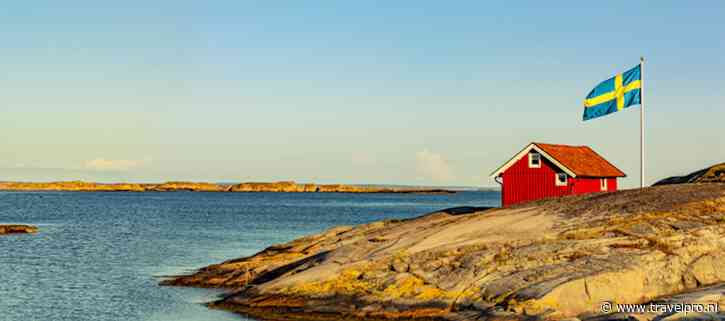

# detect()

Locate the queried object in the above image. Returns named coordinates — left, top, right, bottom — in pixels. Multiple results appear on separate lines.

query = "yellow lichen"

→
left=416, top=286, right=448, bottom=300
left=379, top=274, right=456, bottom=301
left=282, top=267, right=375, bottom=296
left=382, top=275, right=424, bottom=298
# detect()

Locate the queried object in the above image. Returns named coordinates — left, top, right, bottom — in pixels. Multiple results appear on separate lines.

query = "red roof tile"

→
left=534, top=143, right=626, bottom=177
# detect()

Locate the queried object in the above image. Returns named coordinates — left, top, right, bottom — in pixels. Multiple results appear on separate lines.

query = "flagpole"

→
left=640, top=56, right=645, bottom=189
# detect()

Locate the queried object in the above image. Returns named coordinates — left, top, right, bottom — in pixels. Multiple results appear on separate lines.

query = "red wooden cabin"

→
left=491, top=143, right=626, bottom=207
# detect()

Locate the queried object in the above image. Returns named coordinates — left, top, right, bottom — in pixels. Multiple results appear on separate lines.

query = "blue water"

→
left=0, top=191, right=499, bottom=321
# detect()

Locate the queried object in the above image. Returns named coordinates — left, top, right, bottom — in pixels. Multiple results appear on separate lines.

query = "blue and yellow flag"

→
left=583, top=64, right=641, bottom=121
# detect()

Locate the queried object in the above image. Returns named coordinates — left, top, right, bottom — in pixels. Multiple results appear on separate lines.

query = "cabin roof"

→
left=490, top=143, right=626, bottom=178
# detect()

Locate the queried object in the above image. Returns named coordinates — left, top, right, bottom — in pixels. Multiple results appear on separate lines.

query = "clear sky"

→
left=2, top=1, right=724, bottom=188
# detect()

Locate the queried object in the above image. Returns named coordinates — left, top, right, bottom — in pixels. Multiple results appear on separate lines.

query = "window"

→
left=528, top=153, right=541, bottom=168
left=556, top=173, right=568, bottom=186
left=600, top=178, right=608, bottom=191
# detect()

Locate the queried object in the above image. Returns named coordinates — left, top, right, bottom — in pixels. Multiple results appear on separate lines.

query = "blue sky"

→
left=1, top=1, right=724, bottom=187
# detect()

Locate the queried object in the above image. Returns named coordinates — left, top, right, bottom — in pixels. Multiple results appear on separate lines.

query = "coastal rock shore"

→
left=162, top=183, right=725, bottom=321
left=0, top=181, right=454, bottom=194
left=0, top=224, right=38, bottom=235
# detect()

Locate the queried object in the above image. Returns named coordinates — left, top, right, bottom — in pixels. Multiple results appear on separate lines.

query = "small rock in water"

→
left=0, top=224, right=38, bottom=235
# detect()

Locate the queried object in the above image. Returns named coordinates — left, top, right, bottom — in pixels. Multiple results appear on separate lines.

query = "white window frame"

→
left=600, top=178, right=608, bottom=191
left=528, top=153, right=541, bottom=168
left=555, top=173, right=568, bottom=186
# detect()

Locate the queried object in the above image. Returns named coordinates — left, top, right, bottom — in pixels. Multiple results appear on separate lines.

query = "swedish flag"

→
left=583, top=64, right=642, bottom=121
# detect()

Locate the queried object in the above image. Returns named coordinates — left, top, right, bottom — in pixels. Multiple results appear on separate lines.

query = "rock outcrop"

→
left=0, top=181, right=454, bottom=194
left=655, top=163, right=725, bottom=185
left=161, top=184, right=725, bottom=321
left=0, top=224, right=38, bottom=235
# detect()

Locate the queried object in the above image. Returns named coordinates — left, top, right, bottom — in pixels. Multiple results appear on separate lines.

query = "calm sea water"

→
left=0, top=191, right=499, bottom=321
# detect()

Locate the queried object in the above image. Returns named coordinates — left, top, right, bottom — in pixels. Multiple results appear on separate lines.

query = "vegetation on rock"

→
left=655, top=163, right=725, bottom=185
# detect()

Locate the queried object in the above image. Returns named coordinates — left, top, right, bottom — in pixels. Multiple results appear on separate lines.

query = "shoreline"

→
left=0, top=181, right=456, bottom=194
left=160, top=183, right=725, bottom=321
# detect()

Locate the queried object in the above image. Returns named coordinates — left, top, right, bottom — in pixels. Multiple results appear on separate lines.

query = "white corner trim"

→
left=490, top=143, right=577, bottom=178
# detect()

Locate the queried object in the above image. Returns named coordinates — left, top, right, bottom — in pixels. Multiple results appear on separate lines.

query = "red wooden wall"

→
left=500, top=152, right=618, bottom=207
left=570, top=177, right=617, bottom=194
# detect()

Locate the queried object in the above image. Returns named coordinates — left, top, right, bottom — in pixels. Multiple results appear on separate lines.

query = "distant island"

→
left=0, top=181, right=456, bottom=194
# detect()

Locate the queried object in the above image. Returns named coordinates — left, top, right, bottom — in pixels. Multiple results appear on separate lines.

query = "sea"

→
left=0, top=191, right=499, bottom=321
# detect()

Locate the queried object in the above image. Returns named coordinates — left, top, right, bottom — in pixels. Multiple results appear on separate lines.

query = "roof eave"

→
left=577, top=174, right=627, bottom=178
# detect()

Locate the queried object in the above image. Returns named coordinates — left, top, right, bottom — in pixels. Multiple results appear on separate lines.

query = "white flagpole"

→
left=640, top=56, right=645, bottom=189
